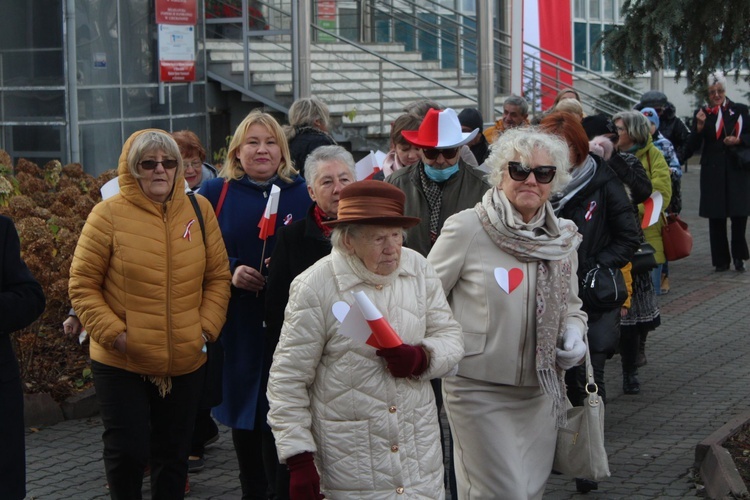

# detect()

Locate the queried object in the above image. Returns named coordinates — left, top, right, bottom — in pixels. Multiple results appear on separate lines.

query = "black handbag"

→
left=581, top=265, right=628, bottom=311
left=729, top=146, right=750, bottom=171
left=631, top=242, right=657, bottom=275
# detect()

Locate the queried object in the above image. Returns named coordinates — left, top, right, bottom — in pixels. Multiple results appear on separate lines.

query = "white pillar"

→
left=510, top=0, right=523, bottom=96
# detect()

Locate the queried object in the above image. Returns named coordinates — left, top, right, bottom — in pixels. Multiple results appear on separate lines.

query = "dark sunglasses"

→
left=507, top=161, right=557, bottom=184
left=139, top=159, right=179, bottom=170
left=423, top=147, right=459, bottom=160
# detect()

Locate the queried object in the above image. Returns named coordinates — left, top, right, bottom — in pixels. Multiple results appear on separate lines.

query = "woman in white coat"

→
left=267, top=180, right=464, bottom=499
left=428, top=128, right=588, bottom=499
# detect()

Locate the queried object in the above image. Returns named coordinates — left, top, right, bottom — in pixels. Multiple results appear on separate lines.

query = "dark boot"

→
left=635, top=331, right=648, bottom=367
left=622, top=368, right=640, bottom=394
left=576, top=478, right=599, bottom=493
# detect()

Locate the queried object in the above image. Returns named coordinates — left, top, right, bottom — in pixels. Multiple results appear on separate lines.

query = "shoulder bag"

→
left=631, top=241, right=657, bottom=275
left=580, top=265, right=628, bottom=311
left=553, top=337, right=611, bottom=481
left=661, top=214, right=692, bottom=261
left=728, top=146, right=750, bottom=171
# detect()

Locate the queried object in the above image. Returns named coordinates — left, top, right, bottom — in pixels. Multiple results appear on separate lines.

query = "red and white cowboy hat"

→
left=401, top=108, right=479, bottom=149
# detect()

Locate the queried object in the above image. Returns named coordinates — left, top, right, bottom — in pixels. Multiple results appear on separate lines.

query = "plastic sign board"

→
left=156, top=0, right=197, bottom=25
left=158, top=24, right=196, bottom=82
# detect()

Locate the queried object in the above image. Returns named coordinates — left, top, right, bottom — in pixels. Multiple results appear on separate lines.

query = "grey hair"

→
left=402, top=99, right=444, bottom=118
left=286, top=97, right=331, bottom=137
left=504, top=95, right=529, bottom=117
left=330, top=224, right=363, bottom=252
left=486, top=127, right=571, bottom=192
left=612, top=110, right=651, bottom=147
left=708, top=71, right=727, bottom=90
left=127, top=130, right=184, bottom=180
left=304, top=145, right=356, bottom=186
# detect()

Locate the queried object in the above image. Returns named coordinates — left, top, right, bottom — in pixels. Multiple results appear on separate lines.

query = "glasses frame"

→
left=139, top=159, right=179, bottom=170
left=423, top=147, right=459, bottom=160
left=507, top=161, right=557, bottom=184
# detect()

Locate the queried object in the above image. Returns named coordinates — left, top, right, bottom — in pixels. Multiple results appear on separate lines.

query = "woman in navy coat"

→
left=200, top=110, right=310, bottom=498
left=0, top=215, right=45, bottom=500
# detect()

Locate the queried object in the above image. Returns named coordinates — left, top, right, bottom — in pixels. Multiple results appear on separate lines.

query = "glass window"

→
left=574, top=22, right=588, bottom=70
left=170, top=84, right=207, bottom=115
left=590, top=24, right=603, bottom=71
left=574, top=0, right=586, bottom=19
left=603, top=0, right=615, bottom=21
left=3, top=90, right=66, bottom=120
left=80, top=122, right=123, bottom=176
left=589, top=0, right=600, bottom=20
left=171, top=117, right=207, bottom=144
left=122, top=86, right=169, bottom=118
left=78, top=88, right=121, bottom=121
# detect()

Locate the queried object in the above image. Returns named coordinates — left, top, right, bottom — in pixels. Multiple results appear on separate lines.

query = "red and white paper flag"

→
left=352, top=291, right=403, bottom=349
left=355, top=150, right=386, bottom=180
left=258, top=184, right=281, bottom=240
left=641, top=191, right=663, bottom=229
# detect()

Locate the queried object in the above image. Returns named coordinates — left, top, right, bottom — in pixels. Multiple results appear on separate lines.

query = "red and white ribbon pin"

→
left=584, top=201, right=597, bottom=221
left=183, top=219, right=195, bottom=242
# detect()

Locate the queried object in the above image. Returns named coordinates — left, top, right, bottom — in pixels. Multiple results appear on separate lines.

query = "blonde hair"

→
left=553, top=98, right=584, bottom=119
left=127, top=130, right=184, bottom=180
left=285, top=97, right=331, bottom=141
left=221, top=109, right=297, bottom=183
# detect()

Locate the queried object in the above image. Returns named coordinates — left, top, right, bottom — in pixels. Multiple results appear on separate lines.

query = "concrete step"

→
left=210, top=49, right=426, bottom=64
left=206, top=39, right=418, bottom=55
left=245, top=66, right=464, bottom=83
left=231, top=59, right=444, bottom=74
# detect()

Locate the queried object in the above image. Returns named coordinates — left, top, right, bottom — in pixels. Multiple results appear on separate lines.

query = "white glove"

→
left=556, top=325, right=587, bottom=371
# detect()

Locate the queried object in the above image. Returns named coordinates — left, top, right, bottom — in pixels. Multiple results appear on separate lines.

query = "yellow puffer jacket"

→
left=69, top=129, right=231, bottom=377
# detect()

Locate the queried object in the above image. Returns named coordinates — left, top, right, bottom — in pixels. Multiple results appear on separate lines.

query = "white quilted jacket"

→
left=267, top=247, right=464, bottom=499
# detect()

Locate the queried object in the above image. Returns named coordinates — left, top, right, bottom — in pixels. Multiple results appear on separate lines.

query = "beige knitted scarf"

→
left=474, top=187, right=581, bottom=426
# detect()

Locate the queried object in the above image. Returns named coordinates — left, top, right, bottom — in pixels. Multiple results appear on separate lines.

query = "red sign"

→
left=156, top=0, right=197, bottom=25
left=160, top=61, right=196, bottom=82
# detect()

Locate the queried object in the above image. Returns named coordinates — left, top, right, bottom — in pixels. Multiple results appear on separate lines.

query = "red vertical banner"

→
left=538, top=0, right=573, bottom=110
left=156, top=0, right=197, bottom=25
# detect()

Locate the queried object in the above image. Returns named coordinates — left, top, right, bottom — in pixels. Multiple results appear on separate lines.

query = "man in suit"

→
left=0, top=215, right=46, bottom=500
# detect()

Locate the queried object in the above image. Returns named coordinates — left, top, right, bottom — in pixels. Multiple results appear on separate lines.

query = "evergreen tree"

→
left=601, top=0, right=750, bottom=92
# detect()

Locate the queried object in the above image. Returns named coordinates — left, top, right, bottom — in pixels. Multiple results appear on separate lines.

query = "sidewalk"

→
left=25, top=164, right=750, bottom=499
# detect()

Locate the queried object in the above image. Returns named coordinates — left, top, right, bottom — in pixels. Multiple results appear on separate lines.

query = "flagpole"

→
left=257, top=240, right=268, bottom=298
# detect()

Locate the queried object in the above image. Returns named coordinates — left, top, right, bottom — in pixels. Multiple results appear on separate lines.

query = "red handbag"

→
left=662, top=214, right=693, bottom=261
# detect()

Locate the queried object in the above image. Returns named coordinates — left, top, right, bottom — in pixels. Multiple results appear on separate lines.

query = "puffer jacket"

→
left=636, top=138, right=672, bottom=263
left=267, top=247, right=464, bottom=499
left=428, top=207, right=587, bottom=386
left=69, top=129, right=231, bottom=377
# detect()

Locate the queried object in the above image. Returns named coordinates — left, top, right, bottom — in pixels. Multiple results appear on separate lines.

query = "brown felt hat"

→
left=324, top=180, right=421, bottom=228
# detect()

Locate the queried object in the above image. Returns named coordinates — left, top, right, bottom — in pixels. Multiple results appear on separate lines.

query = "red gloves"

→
left=287, top=452, right=323, bottom=500
left=376, top=344, right=429, bottom=378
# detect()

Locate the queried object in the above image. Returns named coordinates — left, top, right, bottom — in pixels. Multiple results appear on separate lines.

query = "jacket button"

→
left=396, top=486, right=405, bottom=494
left=390, top=444, right=399, bottom=452
left=389, top=405, right=397, bottom=413
left=376, top=284, right=384, bottom=290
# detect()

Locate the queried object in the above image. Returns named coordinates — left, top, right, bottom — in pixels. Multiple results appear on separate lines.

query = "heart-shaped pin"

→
left=332, top=301, right=350, bottom=323
left=494, top=267, right=524, bottom=294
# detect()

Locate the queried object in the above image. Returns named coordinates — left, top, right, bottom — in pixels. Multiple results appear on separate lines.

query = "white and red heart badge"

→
left=494, top=267, right=524, bottom=294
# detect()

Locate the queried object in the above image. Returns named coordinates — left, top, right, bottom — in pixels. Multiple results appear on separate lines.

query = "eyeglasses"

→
left=709, top=89, right=725, bottom=96
left=423, top=147, right=459, bottom=160
left=615, top=126, right=627, bottom=133
left=184, top=161, right=202, bottom=170
left=507, top=161, right=557, bottom=184
left=139, top=159, right=179, bottom=170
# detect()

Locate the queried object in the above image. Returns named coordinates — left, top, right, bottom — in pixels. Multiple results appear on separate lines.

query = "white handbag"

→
left=553, top=340, right=611, bottom=481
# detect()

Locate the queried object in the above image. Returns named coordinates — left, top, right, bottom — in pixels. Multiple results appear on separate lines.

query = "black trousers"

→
left=709, top=217, right=749, bottom=267
left=0, top=373, right=25, bottom=500
left=231, top=426, right=282, bottom=499
left=92, top=361, right=205, bottom=500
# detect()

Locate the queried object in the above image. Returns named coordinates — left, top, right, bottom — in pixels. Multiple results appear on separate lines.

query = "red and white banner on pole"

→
left=641, top=191, right=664, bottom=228
left=156, top=0, right=197, bottom=25
left=258, top=185, right=281, bottom=240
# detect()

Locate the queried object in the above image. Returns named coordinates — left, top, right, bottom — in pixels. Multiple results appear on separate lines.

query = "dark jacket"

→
left=265, top=203, right=332, bottom=352
left=0, top=215, right=45, bottom=500
left=386, top=160, right=490, bottom=257
left=635, top=100, right=691, bottom=164
left=555, top=155, right=640, bottom=354
left=200, top=175, right=311, bottom=430
left=288, top=127, right=336, bottom=178
left=468, top=135, right=491, bottom=165
left=607, top=152, right=652, bottom=206
left=685, top=99, right=750, bottom=218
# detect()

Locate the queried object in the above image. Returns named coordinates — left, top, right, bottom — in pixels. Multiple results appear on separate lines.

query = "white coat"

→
left=267, top=247, right=464, bottom=499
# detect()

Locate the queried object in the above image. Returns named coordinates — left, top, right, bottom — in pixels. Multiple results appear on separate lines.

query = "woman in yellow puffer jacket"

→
left=69, top=129, right=231, bottom=499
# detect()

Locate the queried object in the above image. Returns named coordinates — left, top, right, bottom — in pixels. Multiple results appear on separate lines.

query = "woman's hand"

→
left=724, top=135, right=741, bottom=146
left=556, top=326, right=586, bottom=371
left=113, top=332, right=127, bottom=354
left=232, top=265, right=266, bottom=292
left=62, top=315, right=82, bottom=336
left=376, top=344, right=429, bottom=378
left=695, top=108, right=706, bottom=133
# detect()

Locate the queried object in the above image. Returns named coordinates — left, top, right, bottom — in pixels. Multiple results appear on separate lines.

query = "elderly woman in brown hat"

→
left=267, top=180, right=464, bottom=499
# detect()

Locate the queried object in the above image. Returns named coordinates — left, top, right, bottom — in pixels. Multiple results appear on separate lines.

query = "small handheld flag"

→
left=641, top=191, right=663, bottom=229
left=352, top=291, right=403, bottom=349
left=258, top=184, right=281, bottom=240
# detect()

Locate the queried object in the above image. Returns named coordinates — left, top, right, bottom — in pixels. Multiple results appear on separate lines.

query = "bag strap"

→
left=582, top=334, right=602, bottom=406
left=187, top=192, right=206, bottom=247
left=214, top=179, right=229, bottom=218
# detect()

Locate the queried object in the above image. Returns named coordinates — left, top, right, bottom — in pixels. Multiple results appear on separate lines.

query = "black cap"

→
left=457, top=108, right=484, bottom=131
left=582, top=114, right=616, bottom=140
left=639, top=90, right=668, bottom=109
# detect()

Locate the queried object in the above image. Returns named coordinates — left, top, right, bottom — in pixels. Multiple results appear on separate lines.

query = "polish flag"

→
left=352, top=291, right=403, bottom=349
left=641, top=191, right=663, bottom=229
left=258, top=184, right=281, bottom=240
left=355, top=150, right=386, bottom=180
